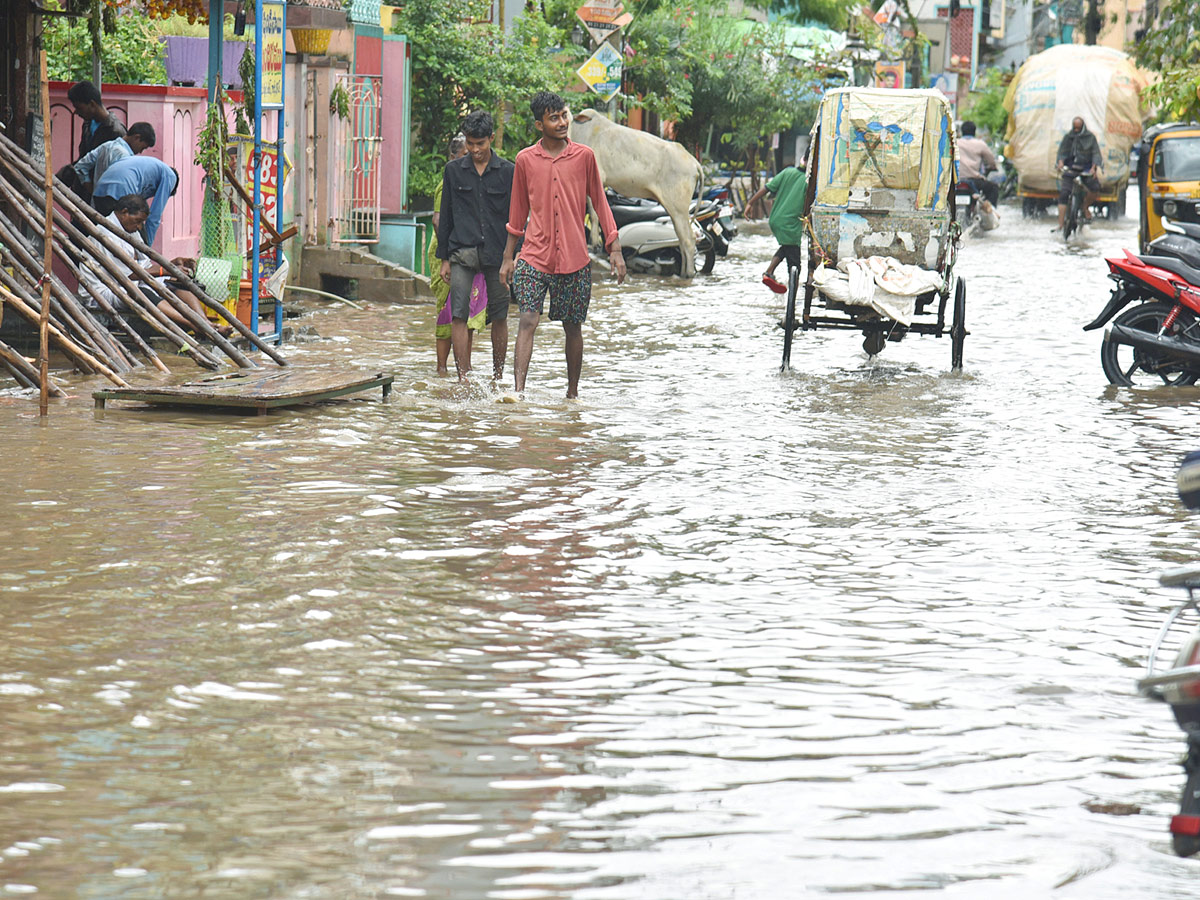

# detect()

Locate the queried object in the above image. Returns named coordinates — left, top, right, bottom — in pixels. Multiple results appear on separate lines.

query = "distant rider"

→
left=1056, top=117, right=1102, bottom=231
left=957, top=121, right=999, bottom=210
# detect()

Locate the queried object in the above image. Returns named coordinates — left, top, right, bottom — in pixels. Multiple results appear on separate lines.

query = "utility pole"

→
left=1084, top=0, right=1101, bottom=44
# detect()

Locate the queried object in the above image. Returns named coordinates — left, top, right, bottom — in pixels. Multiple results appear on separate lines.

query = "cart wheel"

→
left=951, top=276, right=966, bottom=371
left=780, top=264, right=800, bottom=371
left=863, top=331, right=886, bottom=356
left=1022, top=197, right=1038, bottom=218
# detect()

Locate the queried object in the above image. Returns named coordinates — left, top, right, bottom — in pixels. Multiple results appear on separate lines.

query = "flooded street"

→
left=5, top=205, right=1200, bottom=898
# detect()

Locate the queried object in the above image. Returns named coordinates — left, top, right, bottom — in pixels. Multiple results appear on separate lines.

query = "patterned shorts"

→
left=512, top=259, right=592, bottom=324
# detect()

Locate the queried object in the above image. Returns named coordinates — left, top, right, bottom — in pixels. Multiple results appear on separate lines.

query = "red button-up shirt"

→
left=506, top=139, right=618, bottom=275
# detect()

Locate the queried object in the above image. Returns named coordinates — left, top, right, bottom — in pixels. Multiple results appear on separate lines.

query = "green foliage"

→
left=1133, top=0, right=1200, bottom=123
left=392, top=0, right=575, bottom=203
left=625, top=1, right=834, bottom=165
left=773, top=0, right=857, bottom=28
left=329, top=83, right=351, bottom=121
left=961, top=68, right=1010, bottom=139
left=44, top=4, right=167, bottom=85
left=152, top=13, right=249, bottom=40
left=196, top=91, right=229, bottom=190
left=235, top=44, right=255, bottom=135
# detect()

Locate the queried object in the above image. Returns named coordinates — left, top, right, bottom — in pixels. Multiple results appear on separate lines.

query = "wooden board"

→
left=93, top=368, right=393, bottom=415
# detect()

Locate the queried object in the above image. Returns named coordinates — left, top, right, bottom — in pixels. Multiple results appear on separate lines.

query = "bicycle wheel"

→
left=1063, top=188, right=1082, bottom=239
left=781, top=264, right=800, bottom=371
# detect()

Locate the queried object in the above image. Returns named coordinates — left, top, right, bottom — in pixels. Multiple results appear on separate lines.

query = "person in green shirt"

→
left=746, top=159, right=808, bottom=293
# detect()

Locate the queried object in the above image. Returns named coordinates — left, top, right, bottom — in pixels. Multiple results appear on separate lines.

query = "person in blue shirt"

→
left=73, top=122, right=155, bottom=200
left=91, top=155, right=179, bottom=246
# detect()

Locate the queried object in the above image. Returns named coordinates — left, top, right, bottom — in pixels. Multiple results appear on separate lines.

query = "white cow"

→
left=569, top=109, right=704, bottom=277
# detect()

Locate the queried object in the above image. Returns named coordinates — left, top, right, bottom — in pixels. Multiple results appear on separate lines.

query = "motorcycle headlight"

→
left=1164, top=199, right=1179, bottom=217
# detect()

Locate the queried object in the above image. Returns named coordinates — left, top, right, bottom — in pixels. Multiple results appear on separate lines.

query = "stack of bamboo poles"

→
left=0, top=129, right=288, bottom=396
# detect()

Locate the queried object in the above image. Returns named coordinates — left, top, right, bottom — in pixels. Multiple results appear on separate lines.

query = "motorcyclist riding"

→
left=1056, top=116, right=1103, bottom=231
left=957, top=120, right=999, bottom=210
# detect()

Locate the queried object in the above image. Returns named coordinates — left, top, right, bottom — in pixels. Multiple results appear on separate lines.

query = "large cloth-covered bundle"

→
left=1003, top=44, right=1148, bottom=192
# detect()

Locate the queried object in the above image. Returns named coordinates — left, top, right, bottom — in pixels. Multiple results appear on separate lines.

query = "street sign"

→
left=575, top=0, right=632, bottom=46
left=260, top=0, right=286, bottom=109
left=577, top=41, right=623, bottom=102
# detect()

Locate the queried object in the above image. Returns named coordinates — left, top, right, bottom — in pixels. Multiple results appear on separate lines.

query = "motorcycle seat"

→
left=1167, top=220, right=1200, bottom=240
left=1140, top=255, right=1200, bottom=287
left=611, top=204, right=668, bottom=225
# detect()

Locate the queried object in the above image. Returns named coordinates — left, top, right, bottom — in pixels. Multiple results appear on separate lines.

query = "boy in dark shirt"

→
left=436, top=110, right=515, bottom=382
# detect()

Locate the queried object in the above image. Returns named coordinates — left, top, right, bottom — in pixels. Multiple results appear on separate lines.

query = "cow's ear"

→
left=574, top=110, right=591, bottom=123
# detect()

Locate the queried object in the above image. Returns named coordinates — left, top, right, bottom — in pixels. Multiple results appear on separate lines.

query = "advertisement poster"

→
left=260, top=0, right=285, bottom=110
left=874, top=61, right=905, bottom=90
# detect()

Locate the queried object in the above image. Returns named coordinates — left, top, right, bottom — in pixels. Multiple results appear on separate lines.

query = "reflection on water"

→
left=3, top=209, right=1200, bottom=898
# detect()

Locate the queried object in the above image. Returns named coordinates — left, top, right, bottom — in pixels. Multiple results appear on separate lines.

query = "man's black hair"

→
left=127, top=122, right=156, bottom=147
left=115, top=193, right=149, bottom=216
left=961, top=120, right=977, bottom=137
left=462, top=110, right=494, bottom=139
left=169, top=166, right=180, bottom=197
left=530, top=91, right=566, bottom=122
left=67, top=81, right=103, bottom=106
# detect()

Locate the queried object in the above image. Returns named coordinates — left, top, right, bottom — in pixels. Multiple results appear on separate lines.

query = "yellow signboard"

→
left=577, top=42, right=623, bottom=102
left=261, top=0, right=285, bottom=110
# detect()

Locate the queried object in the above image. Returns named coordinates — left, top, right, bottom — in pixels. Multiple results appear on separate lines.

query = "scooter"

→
left=1083, top=218, right=1200, bottom=385
left=1138, top=451, right=1200, bottom=857
left=953, top=178, right=999, bottom=236
left=606, top=190, right=727, bottom=276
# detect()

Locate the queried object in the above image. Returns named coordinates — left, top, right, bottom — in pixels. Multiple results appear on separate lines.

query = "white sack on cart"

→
left=812, top=256, right=943, bottom=326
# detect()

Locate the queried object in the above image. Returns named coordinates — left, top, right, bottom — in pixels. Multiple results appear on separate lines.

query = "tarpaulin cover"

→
left=815, top=88, right=954, bottom=211
left=1003, top=44, right=1148, bottom=192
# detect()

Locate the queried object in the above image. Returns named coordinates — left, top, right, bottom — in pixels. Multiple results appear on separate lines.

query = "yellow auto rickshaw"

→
left=1137, top=123, right=1200, bottom=252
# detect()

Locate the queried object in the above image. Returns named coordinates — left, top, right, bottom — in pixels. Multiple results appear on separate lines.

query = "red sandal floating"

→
left=762, top=275, right=787, bottom=294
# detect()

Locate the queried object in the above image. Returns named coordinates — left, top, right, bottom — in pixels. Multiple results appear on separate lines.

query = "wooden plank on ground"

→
left=93, top=368, right=393, bottom=414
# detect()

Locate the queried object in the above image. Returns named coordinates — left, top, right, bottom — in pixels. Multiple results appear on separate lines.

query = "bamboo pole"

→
left=0, top=268, right=101, bottom=376
left=0, top=156, right=224, bottom=370
left=0, top=136, right=267, bottom=369
left=0, top=285, right=130, bottom=387
left=0, top=210, right=132, bottom=369
left=0, top=175, right=168, bottom=372
left=0, top=338, right=64, bottom=396
left=38, top=50, right=51, bottom=415
left=0, top=130, right=288, bottom=367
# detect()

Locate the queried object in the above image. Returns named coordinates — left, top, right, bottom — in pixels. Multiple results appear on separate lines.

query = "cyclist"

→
left=1056, top=117, right=1102, bottom=232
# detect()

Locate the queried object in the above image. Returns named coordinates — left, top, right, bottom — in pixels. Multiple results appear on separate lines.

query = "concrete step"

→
left=297, top=244, right=432, bottom=302
left=355, top=275, right=421, bottom=304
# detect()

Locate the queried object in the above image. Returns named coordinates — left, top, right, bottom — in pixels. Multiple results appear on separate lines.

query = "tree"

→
left=391, top=0, right=574, bottom=202
left=772, top=0, right=858, bottom=28
left=1134, top=0, right=1200, bottom=123
left=44, top=2, right=167, bottom=85
left=623, top=0, right=834, bottom=172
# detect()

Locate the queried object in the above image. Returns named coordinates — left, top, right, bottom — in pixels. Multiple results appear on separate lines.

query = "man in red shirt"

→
left=500, top=92, right=626, bottom=399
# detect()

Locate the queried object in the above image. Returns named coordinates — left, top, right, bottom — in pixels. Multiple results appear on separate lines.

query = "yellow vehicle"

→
left=1137, top=123, right=1200, bottom=252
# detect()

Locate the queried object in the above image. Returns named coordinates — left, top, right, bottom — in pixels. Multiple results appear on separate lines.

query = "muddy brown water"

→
left=3, top=210, right=1200, bottom=898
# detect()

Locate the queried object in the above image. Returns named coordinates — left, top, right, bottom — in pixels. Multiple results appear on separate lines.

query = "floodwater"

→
left=3, top=207, right=1200, bottom=899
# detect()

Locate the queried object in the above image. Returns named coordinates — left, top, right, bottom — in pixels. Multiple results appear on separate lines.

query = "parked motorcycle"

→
left=1084, top=218, right=1200, bottom=385
left=606, top=189, right=732, bottom=276
left=1138, top=452, right=1200, bottom=856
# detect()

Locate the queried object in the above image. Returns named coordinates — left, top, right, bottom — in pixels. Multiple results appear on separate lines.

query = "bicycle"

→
left=1061, top=164, right=1091, bottom=240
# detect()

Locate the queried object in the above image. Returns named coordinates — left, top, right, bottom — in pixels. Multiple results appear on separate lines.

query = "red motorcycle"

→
left=1085, top=230, right=1200, bottom=385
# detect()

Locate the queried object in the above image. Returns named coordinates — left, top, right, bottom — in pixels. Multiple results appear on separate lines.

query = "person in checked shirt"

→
left=500, top=91, right=626, bottom=399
